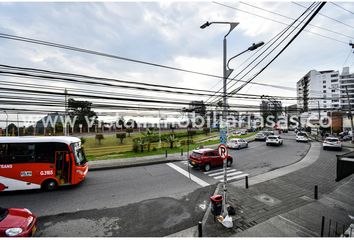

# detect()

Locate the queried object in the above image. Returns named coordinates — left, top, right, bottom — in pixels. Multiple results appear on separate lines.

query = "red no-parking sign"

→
left=218, top=144, right=228, bottom=159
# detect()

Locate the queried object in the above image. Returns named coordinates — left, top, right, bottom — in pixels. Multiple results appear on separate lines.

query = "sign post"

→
left=218, top=144, right=228, bottom=215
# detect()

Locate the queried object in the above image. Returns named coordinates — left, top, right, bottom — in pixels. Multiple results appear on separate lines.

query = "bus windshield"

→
left=71, top=142, right=87, bottom=166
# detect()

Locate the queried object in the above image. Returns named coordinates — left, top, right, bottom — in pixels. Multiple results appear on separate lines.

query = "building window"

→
left=323, top=80, right=326, bottom=83
left=331, top=89, right=335, bottom=92
left=331, top=74, right=338, bottom=78
left=323, top=85, right=326, bottom=88
left=323, top=90, right=326, bottom=93
left=331, top=79, right=338, bottom=82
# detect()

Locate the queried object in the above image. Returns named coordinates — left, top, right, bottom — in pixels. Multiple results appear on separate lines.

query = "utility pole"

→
left=345, top=86, right=354, bottom=143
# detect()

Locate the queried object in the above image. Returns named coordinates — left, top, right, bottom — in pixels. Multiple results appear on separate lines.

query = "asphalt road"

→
left=0, top=132, right=312, bottom=237
left=172, top=132, right=311, bottom=185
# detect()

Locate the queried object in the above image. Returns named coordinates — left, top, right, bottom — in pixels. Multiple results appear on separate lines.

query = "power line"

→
left=0, top=71, right=300, bottom=102
left=330, top=2, right=354, bottom=15
left=213, top=1, right=348, bottom=45
left=292, top=2, right=354, bottom=30
left=239, top=1, right=354, bottom=39
left=208, top=2, right=318, bottom=104
left=230, top=2, right=327, bottom=96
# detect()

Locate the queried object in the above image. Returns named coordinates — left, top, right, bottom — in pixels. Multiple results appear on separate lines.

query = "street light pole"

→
left=201, top=21, right=264, bottom=217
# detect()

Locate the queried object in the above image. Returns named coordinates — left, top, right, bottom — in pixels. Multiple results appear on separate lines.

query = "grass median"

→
left=83, top=131, right=257, bottom=161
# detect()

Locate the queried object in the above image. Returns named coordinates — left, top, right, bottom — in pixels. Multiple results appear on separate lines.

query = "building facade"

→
left=297, top=67, right=354, bottom=132
left=297, top=69, right=340, bottom=119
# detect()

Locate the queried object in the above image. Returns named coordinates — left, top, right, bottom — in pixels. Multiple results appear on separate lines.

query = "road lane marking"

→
left=166, top=163, right=210, bottom=187
left=214, top=171, right=243, bottom=179
left=203, top=167, right=231, bottom=174
left=220, top=173, right=249, bottom=182
left=208, top=169, right=237, bottom=176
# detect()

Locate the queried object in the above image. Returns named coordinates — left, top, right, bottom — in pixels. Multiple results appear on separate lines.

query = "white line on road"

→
left=166, top=163, right=210, bottom=187
left=214, top=171, right=243, bottom=179
left=220, top=173, right=249, bottom=182
left=208, top=169, right=237, bottom=176
left=203, top=167, right=231, bottom=174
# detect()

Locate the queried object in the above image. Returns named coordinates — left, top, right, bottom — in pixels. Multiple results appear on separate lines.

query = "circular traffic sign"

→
left=218, top=144, right=228, bottom=159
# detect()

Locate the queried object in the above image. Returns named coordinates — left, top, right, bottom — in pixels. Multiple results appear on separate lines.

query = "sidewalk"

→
left=203, top=142, right=354, bottom=237
left=89, top=135, right=256, bottom=171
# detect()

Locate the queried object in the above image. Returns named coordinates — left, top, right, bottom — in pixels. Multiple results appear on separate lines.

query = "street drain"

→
left=254, top=194, right=281, bottom=206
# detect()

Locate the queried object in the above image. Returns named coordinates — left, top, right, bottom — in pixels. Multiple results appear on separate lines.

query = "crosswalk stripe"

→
left=220, top=173, right=249, bottom=182
left=203, top=167, right=231, bottom=174
left=208, top=169, right=237, bottom=177
left=166, top=163, right=210, bottom=187
left=214, top=171, right=243, bottom=179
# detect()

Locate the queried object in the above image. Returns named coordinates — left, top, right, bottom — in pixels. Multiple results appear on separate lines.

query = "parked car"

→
left=240, top=130, right=247, bottom=135
left=232, top=130, right=241, bottom=136
left=227, top=138, right=248, bottom=149
left=0, top=207, right=37, bottom=237
left=255, top=132, right=267, bottom=141
left=266, top=135, right=283, bottom=146
left=323, top=137, right=342, bottom=150
left=296, top=132, right=309, bottom=142
left=188, top=148, right=233, bottom=172
left=340, top=135, right=352, bottom=142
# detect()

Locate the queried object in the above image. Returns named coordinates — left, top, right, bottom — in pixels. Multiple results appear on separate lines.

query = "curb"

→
left=88, top=158, right=184, bottom=171
left=201, top=183, right=221, bottom=231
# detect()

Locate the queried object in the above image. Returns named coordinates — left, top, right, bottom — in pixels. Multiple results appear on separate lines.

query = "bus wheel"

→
left=42, top=179, right=58, bottom=191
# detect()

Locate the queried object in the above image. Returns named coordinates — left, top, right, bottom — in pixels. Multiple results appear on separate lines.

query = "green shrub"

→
left=80, top=137, right=86, bottom=145
left=95, top=134, right=104, bottom=145
left=126, top=128, right=133, bottom=137
left=116, top=132, right=127, bottom=144
left=132, top=140, right=139, bottom=153
left=187, top=130, right=197, bottom=138
left=203, top=127, right=210, bottom=135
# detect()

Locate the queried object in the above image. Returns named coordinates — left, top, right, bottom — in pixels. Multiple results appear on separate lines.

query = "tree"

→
left=7, top=123, right=17, bottom=136
left=165, top=134, right=178, bottom=149
left=116, top=133, right=127, bottom=144
left=126, top=128, right=133, bottom=137
left=26, top=126, right=34, bottom=135
left=142, top=128, right=156, bottom=151
left=203, top=127, right=210, bottom=136
left=95, top=134, right=104, bottom=145
left=68, top=98, right=97, bottom=132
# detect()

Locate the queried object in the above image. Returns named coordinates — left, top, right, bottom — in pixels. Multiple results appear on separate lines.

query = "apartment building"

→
left=340, top=67, right=354, bottom=111
left=297, top=69, right=340, bottom=120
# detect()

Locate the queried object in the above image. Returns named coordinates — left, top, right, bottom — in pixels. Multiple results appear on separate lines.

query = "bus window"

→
left=7, top=143, right=35, bottom=163
left=35, top=143, right=55, bottom=163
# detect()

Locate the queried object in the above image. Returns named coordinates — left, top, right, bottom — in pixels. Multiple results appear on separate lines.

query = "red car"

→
left=0, top=208, right=37, bottom=237
left=188, top=148, right=233, bottom=171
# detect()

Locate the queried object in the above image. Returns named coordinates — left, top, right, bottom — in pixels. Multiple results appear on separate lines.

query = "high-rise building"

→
left=297, top=69, right=340, bottom=119
left=340, top=67, right=354, bottom=111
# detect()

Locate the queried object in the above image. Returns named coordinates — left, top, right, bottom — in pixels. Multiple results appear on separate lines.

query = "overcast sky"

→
left=0, top=1, right=354, bottom=125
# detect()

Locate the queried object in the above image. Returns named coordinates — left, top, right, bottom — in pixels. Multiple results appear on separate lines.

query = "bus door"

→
left=55, top=151, right=71, bottom=184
